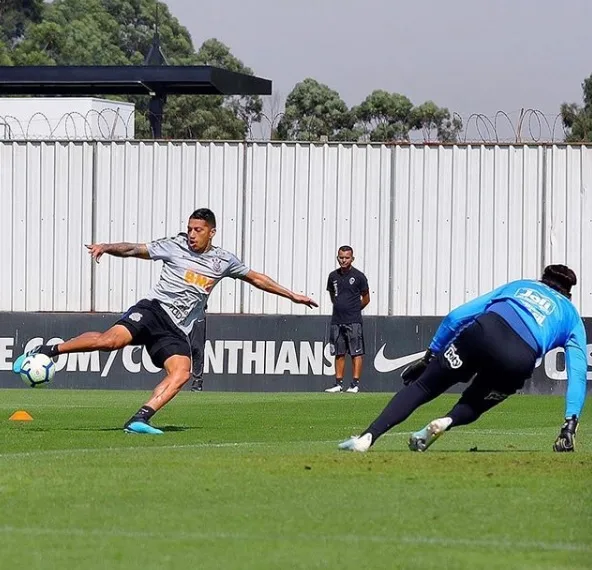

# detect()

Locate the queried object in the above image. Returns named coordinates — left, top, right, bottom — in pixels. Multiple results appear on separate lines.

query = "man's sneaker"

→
left=408, top=417, right=452, bottom=452
left=338, top=433, right=373, bottom=452
left=346, top=384, right=359, bottom=393
left=325, top=383, right=343, bottom=393
left=124, top=420, right=164, bottom=435
left=190, top=379, right=203, bottom=392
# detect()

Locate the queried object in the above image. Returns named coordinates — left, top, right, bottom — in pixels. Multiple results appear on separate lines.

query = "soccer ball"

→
left=19, top=354, right=55, bottom=388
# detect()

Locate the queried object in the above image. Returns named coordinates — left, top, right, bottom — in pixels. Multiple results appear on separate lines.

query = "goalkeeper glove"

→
left=401, top=349, right=435, bottom=386
left=553, top=415, right=578, bottom=452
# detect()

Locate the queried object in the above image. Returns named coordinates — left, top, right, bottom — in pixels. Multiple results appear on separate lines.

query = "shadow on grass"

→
left=12, top=425, right=203, bottom=433
left=368, top=448, right=542, bottom=454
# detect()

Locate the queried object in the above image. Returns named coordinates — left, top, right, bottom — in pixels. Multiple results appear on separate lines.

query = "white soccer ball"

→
left=19, top=354, right=55, bottom=388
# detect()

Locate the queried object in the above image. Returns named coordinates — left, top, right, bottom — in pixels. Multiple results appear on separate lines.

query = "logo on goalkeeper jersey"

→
left=444, top=344, right=463, bottom=369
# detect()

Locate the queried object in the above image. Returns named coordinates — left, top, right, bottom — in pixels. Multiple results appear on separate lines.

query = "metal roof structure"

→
left=0, top=65, right=272, bottom=136
left=0, top=65, right=271, bottom=96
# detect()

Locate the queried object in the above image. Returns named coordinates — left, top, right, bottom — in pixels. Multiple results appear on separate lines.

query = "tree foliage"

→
left=277, top=82, right=462, bottom=143
left=410, top=101, right=462, bottom=143
left=276, top=78, right=355, bottom=141
left=561, top=75, right=592, bottom=142
left=354, top=90, right=414, bottom=141
left=0, top=0, right=45, bottom=46
left=0, top=39, right=13, bottom=65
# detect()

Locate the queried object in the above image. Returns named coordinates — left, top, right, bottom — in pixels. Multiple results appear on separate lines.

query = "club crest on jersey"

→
left=212, top=257, right=222, bottom=273
left=128, top=312, right=143, bottom=322
left=349, top=277, right=355, bottom=285
left=444, top=344, right=463, bottom=369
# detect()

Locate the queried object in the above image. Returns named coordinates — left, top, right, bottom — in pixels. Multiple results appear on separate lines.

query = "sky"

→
left=163, top=0, right=591, bottom=133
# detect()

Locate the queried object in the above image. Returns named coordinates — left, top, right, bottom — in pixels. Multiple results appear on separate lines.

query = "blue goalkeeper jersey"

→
left=428, top=279, right=588, bottom=418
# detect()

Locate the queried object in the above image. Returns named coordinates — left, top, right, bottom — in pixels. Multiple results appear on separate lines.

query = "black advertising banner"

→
left=0, top=314, right=590, bottom=394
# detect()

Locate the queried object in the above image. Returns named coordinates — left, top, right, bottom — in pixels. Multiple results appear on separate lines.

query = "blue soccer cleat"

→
left=124, top=421, right=164, bottom=435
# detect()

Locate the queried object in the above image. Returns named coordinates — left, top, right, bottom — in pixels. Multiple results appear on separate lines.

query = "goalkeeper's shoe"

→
left=338, top=433, right=372, bottom=452
left=409, top=417, right=452, bottom=452
left=124, top=420, right=163, bottom=435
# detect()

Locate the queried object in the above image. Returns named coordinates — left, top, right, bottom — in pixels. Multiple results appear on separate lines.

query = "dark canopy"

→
left=0, top=65, right=272, bottom=96
left=0, top=65, right=272, bottom=137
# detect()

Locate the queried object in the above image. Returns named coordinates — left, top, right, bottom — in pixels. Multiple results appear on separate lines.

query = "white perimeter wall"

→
left=0, top=141, right=590, bottom=316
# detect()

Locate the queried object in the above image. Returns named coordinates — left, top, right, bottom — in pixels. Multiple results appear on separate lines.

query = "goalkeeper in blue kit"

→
left=339, top=265, right=588, bottom=453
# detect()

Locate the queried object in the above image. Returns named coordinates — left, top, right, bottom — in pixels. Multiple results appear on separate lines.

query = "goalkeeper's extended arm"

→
left=553, top=327, right=587, bottom=452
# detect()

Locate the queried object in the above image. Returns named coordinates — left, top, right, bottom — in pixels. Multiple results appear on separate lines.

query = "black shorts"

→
left=115, top=299, right=191, bottom=369
left=329, top=323, right=365, bottom=357
left=421, top=312, right=537, bottom=401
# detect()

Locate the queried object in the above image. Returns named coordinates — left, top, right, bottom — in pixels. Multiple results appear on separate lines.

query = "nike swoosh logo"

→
left=373, top=345, right=425, bottom=373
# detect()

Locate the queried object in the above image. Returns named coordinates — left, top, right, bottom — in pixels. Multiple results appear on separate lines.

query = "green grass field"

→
left=0, top=390, right=590, bottom=570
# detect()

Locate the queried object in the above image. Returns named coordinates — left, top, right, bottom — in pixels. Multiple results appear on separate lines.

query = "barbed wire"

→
left=250, top=108, right=570, bottom=144
left=0, top=107, right=571, bottom=143
left=458, top=109, right=568, bottom=144
left=0, top=108, right=135, bottom=140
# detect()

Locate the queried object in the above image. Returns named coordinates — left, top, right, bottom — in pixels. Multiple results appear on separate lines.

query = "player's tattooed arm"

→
left=85, top=243, right=150, bottom=263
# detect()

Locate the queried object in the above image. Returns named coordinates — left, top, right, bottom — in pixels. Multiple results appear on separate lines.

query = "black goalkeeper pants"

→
left=365, top=312, right=538, bottom=442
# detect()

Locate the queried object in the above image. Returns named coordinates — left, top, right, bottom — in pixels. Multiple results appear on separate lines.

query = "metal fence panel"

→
left=243, top=143, right=392, bottom=315
left=0, top=141, right=93, bottom=311
left=545, top=145, right=591, bottom=315
left=390, top=145, right=545, bottom=315
left=92, top=141, right=244, bottom=313
left=0, top=142, right=590, bottom=316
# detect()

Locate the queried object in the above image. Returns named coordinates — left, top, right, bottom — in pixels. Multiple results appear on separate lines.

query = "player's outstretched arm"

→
left=86, top=243, right=150, bottom=263
left=243, top=270, right=318, bottom=308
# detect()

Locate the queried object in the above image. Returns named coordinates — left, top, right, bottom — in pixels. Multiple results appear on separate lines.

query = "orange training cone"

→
left=9, top=410, right=33, bottom=421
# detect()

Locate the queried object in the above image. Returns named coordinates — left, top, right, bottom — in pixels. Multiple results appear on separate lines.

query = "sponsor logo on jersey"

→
left=184, top=270, right=216, bottom=292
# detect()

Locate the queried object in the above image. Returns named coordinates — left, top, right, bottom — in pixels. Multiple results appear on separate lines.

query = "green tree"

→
left=11, top=1, right=128, bottom=66
left=276, top=78, right=354, bottom=141
left=0, top=0, right=45, bottom=46
left=101, top=0, right=195, bottom=64
left=353, top=90, right=413, bottom=142
left=163, top=94, right=246, bottom=140
left=411, top=101, right=462, bottom=143
left=0, top=39, right=13, bottom=65
left=561, top=75, right=592, bottom=142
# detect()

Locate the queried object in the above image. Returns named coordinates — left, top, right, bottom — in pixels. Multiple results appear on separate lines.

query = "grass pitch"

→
left=0, top=390, right=590, bottom=570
